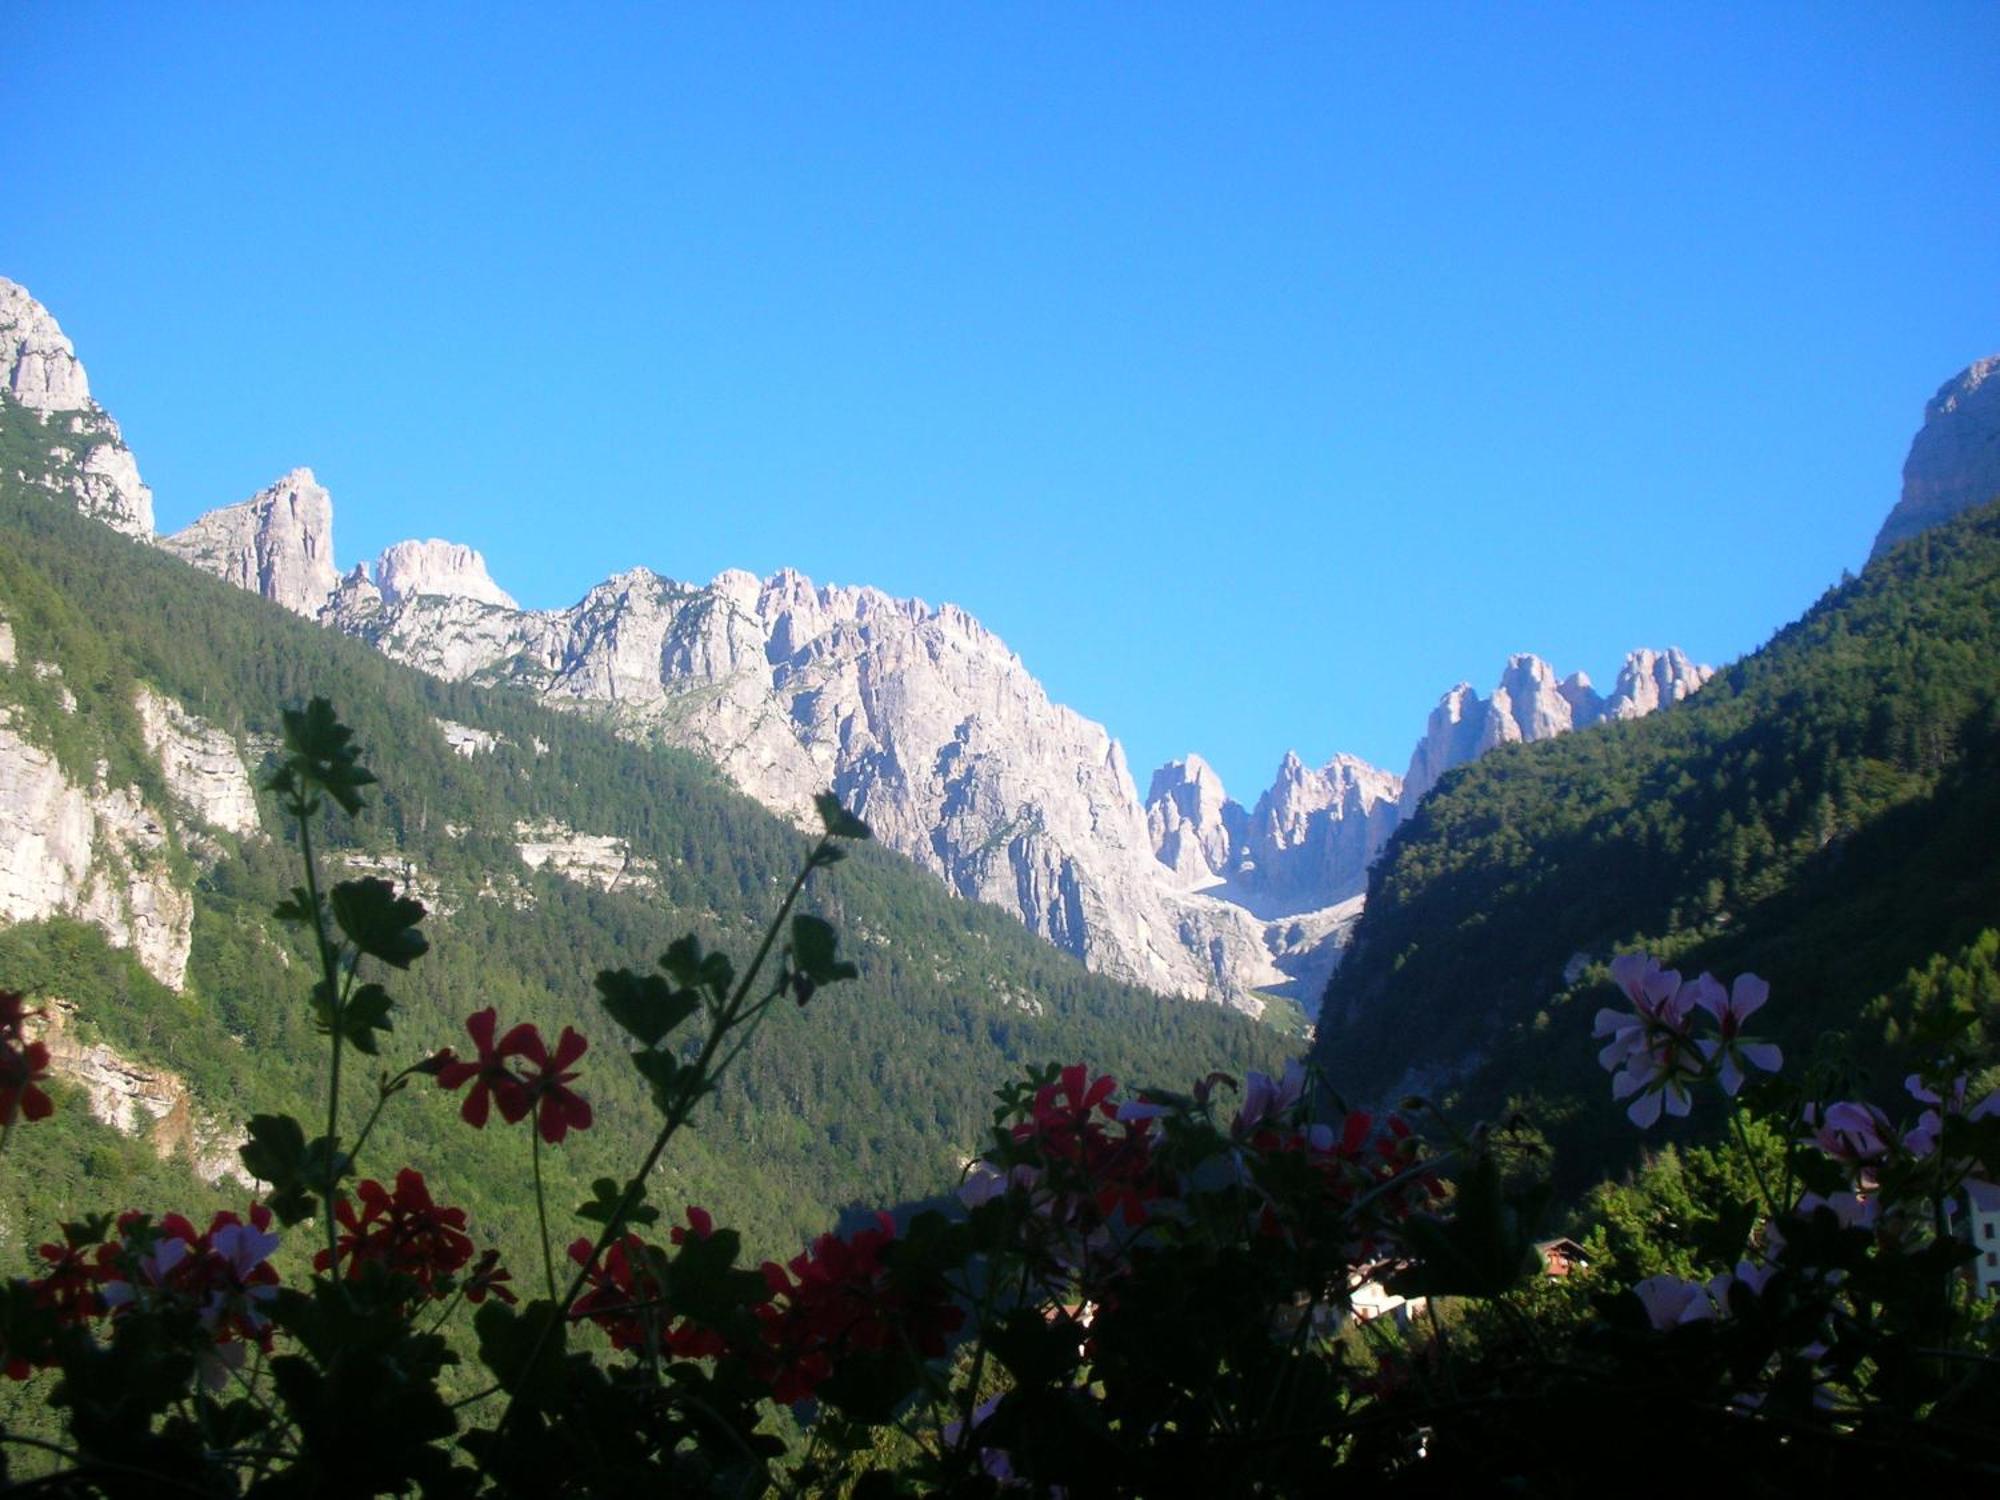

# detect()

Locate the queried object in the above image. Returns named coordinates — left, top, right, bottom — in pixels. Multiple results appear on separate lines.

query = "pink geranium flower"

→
left=1595, top=955, right=1708, bottom=1126
left=1689, top=971, right=1783, bottom=1095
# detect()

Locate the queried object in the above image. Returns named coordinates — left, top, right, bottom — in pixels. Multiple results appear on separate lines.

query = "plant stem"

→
left=294, top=803, right=346, bottom=1274
left=1728, top=1099, right=1781, bottom=1229
left=532, top=1122, right=557, bottom=1303
left=495, top=838, right=834, bottom=1432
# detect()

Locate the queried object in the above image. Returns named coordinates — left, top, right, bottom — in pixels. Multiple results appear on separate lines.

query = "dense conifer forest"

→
left=1316, top=497, right=2000, bottom=1191
left=0, top=458, right=1290, bottom=1272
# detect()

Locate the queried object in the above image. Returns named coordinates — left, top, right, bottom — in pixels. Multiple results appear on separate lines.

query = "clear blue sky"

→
left=7, top=5, right=1997, bottom=796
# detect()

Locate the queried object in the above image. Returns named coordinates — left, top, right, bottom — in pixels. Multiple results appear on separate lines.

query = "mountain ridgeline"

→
left=0, top=432, right=1291, bottom=1265
left=1313, top=497, right=2000, bottom=1186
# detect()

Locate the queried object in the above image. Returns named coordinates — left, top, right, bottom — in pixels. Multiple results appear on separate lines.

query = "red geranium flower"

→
left=754, top=1214, right=964, bottom=1404
left=463, top=1247, right=516, bottom=1306
left=314, top=1168, right=474, bottom=1295
left=433, top=1008, right=531, bottom=1129
left=0, top=990, right=54, bottom=1128
left=514, top=1025, right=592, bottom=1144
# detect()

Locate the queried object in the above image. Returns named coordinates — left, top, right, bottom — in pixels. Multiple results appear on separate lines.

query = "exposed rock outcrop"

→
left=0, top=279, right=92, bottom=412
left=513, top=821, right=659, bottom=893
left=160, top=468, right=339, bottom=617
left=31, top=1000, right=251, bottom=1187
left=0, top=278, right=154, bottom=538
left=1240, top=753, right=1402, bottom=910
left=1398, top=649, right=1712, bottom=815
left=133, top=685, right=262, bottom=837
left=1146, top=755, right=1245, bottom=889
left=0, top=713, right=192, bottom=989
left=376, top=539, right=518, bottom=609
left=437, top=719, right=502, bottom=757
left=1871, top=356, right=2000, bottom=560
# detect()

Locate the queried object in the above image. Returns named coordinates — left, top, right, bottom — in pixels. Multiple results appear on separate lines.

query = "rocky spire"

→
left=0, top=277, right=154, bottom=537
left=161, top=468, right=340, bottom=617
left=1871, top=355, right=2000, bottom=561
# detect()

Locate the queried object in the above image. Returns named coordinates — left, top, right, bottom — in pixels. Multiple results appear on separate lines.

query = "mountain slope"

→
left=0, top=442, right=1290, bottom=1266
left=1312, top=499, right=2000, bottom=1185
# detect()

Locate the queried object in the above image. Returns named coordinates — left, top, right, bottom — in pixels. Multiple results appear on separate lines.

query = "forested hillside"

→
left=0, top=463, right=1289, bottom=1271
left=1314, top=499, right=2000, bottom=1189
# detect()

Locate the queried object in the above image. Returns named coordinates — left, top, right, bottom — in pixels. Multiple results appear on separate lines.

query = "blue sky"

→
left=7, top=5, right=1998, bottom=795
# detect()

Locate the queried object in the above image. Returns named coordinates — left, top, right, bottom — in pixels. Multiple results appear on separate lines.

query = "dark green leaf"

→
left=813, top=792, right=872, bottom=841
left=475, top=1300, right=568, bottom=1411
left=330, top=878, right=428, bottom=969
left=273, top=886, right=320, bottom=926
left=596, top=967, right=699, bottom=1048
left=577, top=1175, right=659, bottom=1229
left=337, top=983, right=394, bottom=1055
left=274, top=697, right=377, bottom=816
left=240, top=1114, right=317, bottom=1225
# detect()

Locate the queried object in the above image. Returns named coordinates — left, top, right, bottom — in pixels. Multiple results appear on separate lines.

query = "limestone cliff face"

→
left=1398, top=649, right=1713, bottom=816
left=376, top=539, right=518, bottom=610
left=0, top=278, right=154, bottom=538
left=324, top=560, right=1276, bottom=1006
left=0, top=708, right=192, bottom=990
left=1871, top=356, right=2000, bottom=561
left=1240, top=753, right=1402, bottom=910
left=31, top=1000, right=251, bottom=1187
left=160, top=468, right=339, bottom=617
left=133, top=685, right=262, bottom=838
left=1146, top=756, right=1245, bottom=889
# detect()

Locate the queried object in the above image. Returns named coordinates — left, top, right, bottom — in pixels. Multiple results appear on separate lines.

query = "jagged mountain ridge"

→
left=3, top=272, right=1719, bottom=1012
left=1140, top=648, right=1713, bottom=916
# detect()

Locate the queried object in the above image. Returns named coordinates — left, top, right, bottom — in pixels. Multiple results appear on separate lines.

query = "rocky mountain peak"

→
left=0, top=277, right=153, bottom=537
left=1400, top=648, right=1707, bottom=816
left=1604, top=647, right=1713, bottom=720
left=375, top=539, right=518, bottom=610
left=1871, top=354, right=2000, bottom=561
left=1145, top=755, right=1245, bottom=889
left=1, top=277, right=92, bottom=411
left=160, top=468, right=339, bottom=617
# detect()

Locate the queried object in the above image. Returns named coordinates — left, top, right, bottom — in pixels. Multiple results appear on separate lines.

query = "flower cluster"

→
left=314, top=1168, right=478, bottom=1299
left=433, top=1007, right=593, bottom=1143
left=753, top=1214, right=964, bottom=1405
left=1594, top=955, right=1782, bottom=1126
left=6, top=1207, right=287, bottom=1389
left=0, top=989, right=53, bottom=1128
left=568, top=1209, right=724, bottom=1358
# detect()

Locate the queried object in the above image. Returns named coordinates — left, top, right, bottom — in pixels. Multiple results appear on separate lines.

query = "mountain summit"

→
left=1871, top=354, right=2000, bottom=561
left=1, top=273, right=1716, bottom=1012
left=0, top=277, right=153, bottom=537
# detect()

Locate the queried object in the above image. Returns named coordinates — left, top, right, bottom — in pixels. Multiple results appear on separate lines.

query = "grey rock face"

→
left=1240, top=752, right=1402, bottom=910
left=0, top=279, right=154, bottom=537
left=0, top=712, right=192, bottom=989
left=376, top=539, right=518, bottom=609
left=323, top=560, right=1275, bottom=1007
left=161, top=468, right=339, bottom=616
left=1871, top=356, right=2000, bottom=561
left=1146, top=755, right=1246, bottom=888
left=1601, top=647, right=1713, bottom=721
left=133, top=685, right=262, bottom=837
left=1398, top=649, right=1710, bottom=816
left=32, top=1000, right=252, bottom=1187
left=0, top=277, right=92, bottom=411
